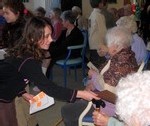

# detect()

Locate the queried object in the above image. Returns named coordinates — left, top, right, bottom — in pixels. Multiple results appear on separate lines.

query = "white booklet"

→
left=87, top=61, right=116, bottom=94
left=29, top=92, right=55, bottom=114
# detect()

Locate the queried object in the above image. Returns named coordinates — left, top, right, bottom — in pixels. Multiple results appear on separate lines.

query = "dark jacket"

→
left=2, top=20, right=25, bottom=48
left=5, top=56, right=77, bottom=103
left=50, top=26, right=83, bottom=59
left=0, top=59, right=27, bottom=103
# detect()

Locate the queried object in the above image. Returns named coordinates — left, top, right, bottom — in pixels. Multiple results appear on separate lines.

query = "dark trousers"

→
left=0, top=101, right=18, bottom=126
left=90, top=50, right=106, bottom=68
left=61, top=100, right=94, bottom=126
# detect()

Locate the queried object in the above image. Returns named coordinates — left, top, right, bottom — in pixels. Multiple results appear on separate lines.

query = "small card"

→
left=29, top=92, right=54, bottom=114
left=87, top=62, right=99, bottom=73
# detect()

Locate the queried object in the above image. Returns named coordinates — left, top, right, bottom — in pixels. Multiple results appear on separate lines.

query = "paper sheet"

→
left=29, top=92, right=54, bottom=114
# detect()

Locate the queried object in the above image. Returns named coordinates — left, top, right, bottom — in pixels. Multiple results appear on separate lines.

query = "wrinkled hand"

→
left=22, top=93, right=35, bottom=102
left=88, top=69, right=97, bottom=78
left=92, top=110, right=109, bottom=126
left=85, top=83, right=95, bottom=91
left=77, top=90, right=100, bottom=101
left=97, top=44, right=108, bottom=57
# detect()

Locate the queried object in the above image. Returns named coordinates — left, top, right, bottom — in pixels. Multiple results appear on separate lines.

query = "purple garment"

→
left=131, top=33, right=147, bottom=65
left=101, top=100, right=115, bottom=116
left=93, top=100, right=115, bottom=116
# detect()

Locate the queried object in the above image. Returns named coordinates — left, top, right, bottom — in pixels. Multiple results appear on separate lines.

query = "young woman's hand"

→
left=22, top=93, right=35, bottom=102
left=77, top=90, right=100, bottom=101
left=92, top=110, right=109, bottom=126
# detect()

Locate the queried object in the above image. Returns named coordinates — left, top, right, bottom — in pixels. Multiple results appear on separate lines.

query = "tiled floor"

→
left=32, top=65, right=86, bottom=126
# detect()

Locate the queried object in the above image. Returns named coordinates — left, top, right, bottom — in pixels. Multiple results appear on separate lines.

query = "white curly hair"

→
left=105, top=26, right=132, bottom=50
left=116, top=15, right=137, bottom=33
left=116, top=71, right=150, bottom=126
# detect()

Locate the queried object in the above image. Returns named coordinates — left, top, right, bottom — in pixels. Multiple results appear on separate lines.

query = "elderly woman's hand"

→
left=88, top=69, right=98, bottom=78
left=92, top=111, right=109, bottom=126
left=97, top=44, right=108, bottom=57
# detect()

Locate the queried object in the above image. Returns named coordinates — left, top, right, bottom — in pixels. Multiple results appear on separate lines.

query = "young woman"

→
left=4, top=16, right=99, bottom=125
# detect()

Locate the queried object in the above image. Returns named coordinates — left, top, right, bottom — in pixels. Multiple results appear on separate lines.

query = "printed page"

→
left=29, top=92, right=54, bottom=114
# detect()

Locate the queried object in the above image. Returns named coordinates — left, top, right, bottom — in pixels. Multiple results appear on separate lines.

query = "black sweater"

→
left=6, top=57, right=77, bottom=103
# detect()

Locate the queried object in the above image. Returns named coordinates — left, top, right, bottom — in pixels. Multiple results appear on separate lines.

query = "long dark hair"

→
left=6, top=16, right=53, bottom=60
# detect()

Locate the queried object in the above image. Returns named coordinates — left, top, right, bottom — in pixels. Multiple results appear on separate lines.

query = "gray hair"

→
left=105, top=26, right=132, bottom=50
left=61, top=10, right=76, bottom=24
left=116, top=15, right=137, bottom=33
left=72, top=6, right=81, bottom=14
left=116, top=71, right=150, bottom=126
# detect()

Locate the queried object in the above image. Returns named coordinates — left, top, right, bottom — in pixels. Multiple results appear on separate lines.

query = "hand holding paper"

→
left=29, top=91, right=54, bottom=114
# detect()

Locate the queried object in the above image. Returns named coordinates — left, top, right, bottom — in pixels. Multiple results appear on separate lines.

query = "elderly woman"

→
left=72, top=6, right=88, bottom=30
left=61, top=26, right=138, bottom=126
left=46, top=10, right=83, bottom=77
left=98, top=15, right=147, bottom=66
left=93, top=71, right=150, bottom=126
left=116, top=15, right=147, bottom=65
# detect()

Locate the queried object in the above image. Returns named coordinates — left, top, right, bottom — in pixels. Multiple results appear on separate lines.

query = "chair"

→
left=55, top=30, right=88, bottom=87
left=78, top=101, right=94, bottom=126
left=143, top=50, right=150, bottom=70
left=78, top=99, right=106, bottom=126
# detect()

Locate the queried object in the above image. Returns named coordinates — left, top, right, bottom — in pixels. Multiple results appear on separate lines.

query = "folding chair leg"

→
left=64, top=66, right=67, bottom=87
left=74, top=66, right=77, bottom=81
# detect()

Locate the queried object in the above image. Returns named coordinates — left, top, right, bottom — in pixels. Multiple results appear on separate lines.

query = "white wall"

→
left=33, top=0, right=45, bottom=10
left=25, top=0, right=60, bottom=16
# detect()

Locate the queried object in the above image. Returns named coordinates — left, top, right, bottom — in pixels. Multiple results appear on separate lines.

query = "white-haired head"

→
left=72, top=6, right=82, bottom=15
left=105, top=26, right=132, bottom=55
left=116, top=71, right=150, bottom=126
left=116, top=15, right=137, bottom=33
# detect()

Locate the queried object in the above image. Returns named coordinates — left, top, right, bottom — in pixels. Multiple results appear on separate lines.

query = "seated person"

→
left=49, top=7, right=63, bottom=42
left=34, top=6, right=46, bottom=17
left=116, top=15, right=147, bottom=65
left=93, top=71, right=150, bottom=126
left=46, top=10, right=83, bottom=77
left=97, top=15, right=147, bottom=66
left=61, top=26, right=138, bottom=126
left=72, top=6, right=88, bottom=30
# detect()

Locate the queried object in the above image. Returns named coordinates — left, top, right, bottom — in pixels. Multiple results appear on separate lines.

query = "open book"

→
left=29, top=92, right=54, bottom=114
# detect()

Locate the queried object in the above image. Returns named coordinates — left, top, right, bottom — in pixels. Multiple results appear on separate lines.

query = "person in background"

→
left=93, top=71, right=150, bottom=126
left=46, top=10, right=84, bottom=77
left=108, top=7, right=119, bottom=22
left=61, top=26, right=138, bottom=126
left=101, top=1, right=116, bottom=29
left=49, top=7, right=63, bottom=41
left=88, top=0, right=107, bottom=68
left=34, top=6, right=46, bottom=17
left=72, top=6, right=88, bottom=30
left=1, top=0, right=36, bottom=126
left=116, top=15, right=147, bottom=65
left=123, top=4, right=133, bottom=16
left=140, top=0, right=150, bottom=44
